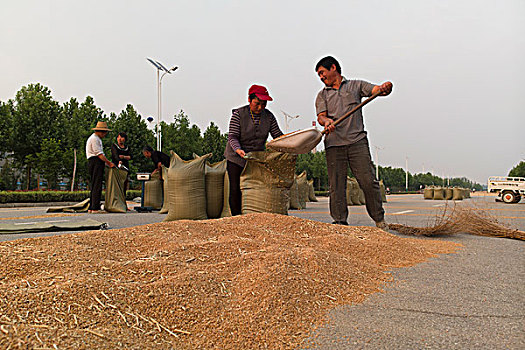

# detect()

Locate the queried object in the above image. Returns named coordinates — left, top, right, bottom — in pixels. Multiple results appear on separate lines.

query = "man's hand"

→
left=375, top=81, right=393, bottom=96
left=235, top=149, right=246, bottom=158
left=108, top=162, right=115, bottom=168
left=318, top=113, right=336, bottom=134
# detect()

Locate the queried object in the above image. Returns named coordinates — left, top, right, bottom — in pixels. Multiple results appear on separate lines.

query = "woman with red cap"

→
left=224, top=84, right=284, bottom=215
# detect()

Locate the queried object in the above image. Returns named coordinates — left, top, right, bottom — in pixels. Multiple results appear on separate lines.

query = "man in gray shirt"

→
left=315, top=56, right=392, bottom=228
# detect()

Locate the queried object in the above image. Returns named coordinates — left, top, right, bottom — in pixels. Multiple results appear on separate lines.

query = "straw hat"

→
left=92, top=121, right=112, bottom=131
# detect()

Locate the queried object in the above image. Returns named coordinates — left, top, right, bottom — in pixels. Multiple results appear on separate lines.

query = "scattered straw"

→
left=389, top=204, right=525, bottom=240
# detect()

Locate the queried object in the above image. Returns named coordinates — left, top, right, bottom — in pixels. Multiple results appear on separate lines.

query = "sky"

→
left=1, top=0, right=523, bottom=184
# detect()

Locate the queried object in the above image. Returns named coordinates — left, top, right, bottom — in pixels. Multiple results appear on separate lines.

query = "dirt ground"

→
left=0, top=213, right=459, bottom=349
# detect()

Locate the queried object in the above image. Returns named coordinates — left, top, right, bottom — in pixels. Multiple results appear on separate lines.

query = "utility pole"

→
left=373, top=145, right=383, bottom=180
left=147, top=58, right=178, bottom=151
left=405, top=156, right=409, bottom=192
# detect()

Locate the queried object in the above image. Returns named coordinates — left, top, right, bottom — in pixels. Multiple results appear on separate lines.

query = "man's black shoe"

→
left=332, top=221, right=349, bottom=226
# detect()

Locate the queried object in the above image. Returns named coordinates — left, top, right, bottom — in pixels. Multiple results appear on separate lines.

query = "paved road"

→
left=1, top=193, right=524, bottom=349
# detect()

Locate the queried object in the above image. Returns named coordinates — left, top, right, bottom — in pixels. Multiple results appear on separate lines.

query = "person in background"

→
left=111, top=132, right=132, bottom=190
left=142, top=145, right=170, bottom=178
left=314, top=55, right=392, bottom=228
left=86, top=121, right=115, bottom=213
left=224, top=84, right=284, bottom=215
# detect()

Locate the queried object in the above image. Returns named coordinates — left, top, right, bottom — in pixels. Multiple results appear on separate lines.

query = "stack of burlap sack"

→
left=289, top=171, right=318, bottom=210
left=344, top=177, right=387, bottom=206
left=141, top=150, right=299, bottom=221
left=423, top=186, right=471, bottom=201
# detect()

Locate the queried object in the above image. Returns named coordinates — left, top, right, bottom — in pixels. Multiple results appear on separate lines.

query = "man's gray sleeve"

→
left=315, top=91, right=327, bottom=116
left=359, top=80, right=376, bottom=97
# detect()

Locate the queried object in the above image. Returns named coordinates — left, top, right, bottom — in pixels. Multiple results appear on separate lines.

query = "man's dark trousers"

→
left=88, top=156, right=105, bottom=211
left=325, top=137, right=385, bottom=223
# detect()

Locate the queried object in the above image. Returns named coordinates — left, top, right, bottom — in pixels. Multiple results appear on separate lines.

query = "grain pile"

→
left=0, top=213, right=459, bottom=349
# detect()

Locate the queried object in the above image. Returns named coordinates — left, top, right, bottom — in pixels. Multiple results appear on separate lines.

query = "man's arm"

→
left=371, top=81, right=393, bottom=96
left=98, top=153, right=115, bottom=168
left=317, top=111, right=335, bottom=134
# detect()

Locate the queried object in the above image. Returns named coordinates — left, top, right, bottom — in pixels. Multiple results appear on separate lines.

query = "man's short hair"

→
left=118, top=132, right=127, bottom=141
left=143, top=145, right=153, bottom=153
left=315, top=56, right=341, bottom=74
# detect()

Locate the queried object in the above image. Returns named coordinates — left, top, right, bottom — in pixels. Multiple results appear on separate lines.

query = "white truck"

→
left=487, top=176, right=525, bottom=203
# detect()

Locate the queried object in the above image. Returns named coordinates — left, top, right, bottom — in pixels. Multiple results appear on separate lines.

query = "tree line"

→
left=1, top=83, right=488, bottom=192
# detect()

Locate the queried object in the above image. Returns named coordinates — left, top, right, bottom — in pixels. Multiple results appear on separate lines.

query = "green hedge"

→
left=0, top=190, right=142, bottom=203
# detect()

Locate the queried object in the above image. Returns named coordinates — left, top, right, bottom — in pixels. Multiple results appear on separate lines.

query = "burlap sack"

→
left=444, top=187, right=453, bottom=200
left=144, top=171, right=163, bottom=210
left=104, top=167, right=128, bottom=213
left=289, top=177, right=303, bottom=210
left=296, top=171, right=310, bottom=205
left=164, top=152, right=211, bottom=221
left=379, top=180, right=387, bottom=203
left=433, top=187, right=445, bottom=200
left=205, top=160, right=226, bottom=219
left=221, top=172, right=232, bottom=218
left=349, top=177, right=361, bottom=205
left=240, top=151, right=297, bottom=215
left=452, top=187, right=464, bottom=200
left=308, top=179, right=318, bottom=202
left=159, top=165, right=170, bottom=214
left=358, top=188, right=366, bottom=205
left=423, top=187, right=434, bottom=199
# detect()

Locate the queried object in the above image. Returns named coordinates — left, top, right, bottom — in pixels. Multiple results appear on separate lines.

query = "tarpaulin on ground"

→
left=0, top=219, right=107, bottom=234
left=240, top=151, right=296, bottom=215
left=104, top=167, right=128, bottom=213
left=46, top=198, right=90, bottom=213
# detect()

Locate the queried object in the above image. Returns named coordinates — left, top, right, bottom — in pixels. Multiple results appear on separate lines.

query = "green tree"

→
left=11, top=84, right=63, bottom=189
left=27, top=138, right=64, bottom=189
left=296, top=151, right=328, bottom=191
left=162, top=111, right=202, bottom=160
left=0, top=101, right=14, bottom=155
left=378, top=166, right=407, bottom=192
left=62, top=96, right=105, bottom=189
left=0, top=158, right=19, bottom=190
left=202, top=121, right=227, bottom=163
left=509, top=161, right=525, bottom=178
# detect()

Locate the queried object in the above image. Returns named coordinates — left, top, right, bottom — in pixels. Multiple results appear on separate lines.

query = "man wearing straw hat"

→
left=86, top=121, right=115, bottom=213
left=315, top=56, right=392, bottom=228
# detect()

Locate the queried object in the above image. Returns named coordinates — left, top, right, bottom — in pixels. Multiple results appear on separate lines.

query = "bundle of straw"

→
left=389, top=205, right=524, bottom=241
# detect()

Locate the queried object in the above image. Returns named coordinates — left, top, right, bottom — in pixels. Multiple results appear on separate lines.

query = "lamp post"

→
left=373, top=145, right=383, bottom=180
left=147, top=58, right=178, bottom=151
left=405, top=156, right=409, bottom=192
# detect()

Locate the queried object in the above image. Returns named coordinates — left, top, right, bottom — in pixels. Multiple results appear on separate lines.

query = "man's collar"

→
left=324, top=76, right=348, bottom=90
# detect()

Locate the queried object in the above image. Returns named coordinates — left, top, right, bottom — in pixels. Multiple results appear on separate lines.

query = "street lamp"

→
left=281, top=110, right=300, bottom=133
left=373, top=145, right=383, bottom=180
left=147, top=58, right=178, bottom=151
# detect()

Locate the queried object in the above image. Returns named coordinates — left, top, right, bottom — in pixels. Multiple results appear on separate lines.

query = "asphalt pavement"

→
left=0, top=193, right=524, bottom=349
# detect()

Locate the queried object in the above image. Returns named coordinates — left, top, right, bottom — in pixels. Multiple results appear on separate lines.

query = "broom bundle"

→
left=389, top=204, right=525, bottom=241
